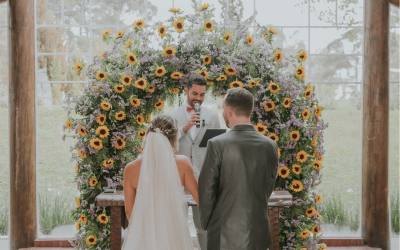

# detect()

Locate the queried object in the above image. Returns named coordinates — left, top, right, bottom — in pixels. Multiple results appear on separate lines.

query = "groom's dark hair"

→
left=186, top=74, right=207, bottom=89
left=225, top=88, right=254, bottom=117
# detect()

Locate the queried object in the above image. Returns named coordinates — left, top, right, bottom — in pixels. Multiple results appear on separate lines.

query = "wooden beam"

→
left=362, top=1, right=390, bottom=250
left=8, top=0, right=36, bottom=249
left=390, top=0, right=399, bottom=7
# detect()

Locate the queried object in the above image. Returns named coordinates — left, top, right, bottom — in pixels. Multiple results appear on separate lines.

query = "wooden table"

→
left=97, top=190, right=293, bottom=250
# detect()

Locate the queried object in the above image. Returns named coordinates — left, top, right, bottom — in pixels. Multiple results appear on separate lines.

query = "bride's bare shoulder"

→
left=124, top=158, right=142, bottom=174
left=174, top=155, right=191, bottom=168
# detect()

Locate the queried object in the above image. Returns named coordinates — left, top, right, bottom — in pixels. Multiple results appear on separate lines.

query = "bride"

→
left=122, top=114, right=199, bottom=250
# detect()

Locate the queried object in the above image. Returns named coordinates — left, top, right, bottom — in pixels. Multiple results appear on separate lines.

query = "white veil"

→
left=121, top=131, right=193, bottom=250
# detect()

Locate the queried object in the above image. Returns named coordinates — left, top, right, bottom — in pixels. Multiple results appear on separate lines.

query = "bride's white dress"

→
left=121, top=131, right=194, bottom=250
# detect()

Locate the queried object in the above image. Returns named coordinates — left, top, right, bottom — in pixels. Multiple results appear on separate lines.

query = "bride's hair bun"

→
left=145, top=114, right=179, bottom=152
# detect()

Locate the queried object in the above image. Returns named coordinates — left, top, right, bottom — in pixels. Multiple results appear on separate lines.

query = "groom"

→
left=167, top=73, right=220, bottom=250
left=199, top=88, right=279, bottom=250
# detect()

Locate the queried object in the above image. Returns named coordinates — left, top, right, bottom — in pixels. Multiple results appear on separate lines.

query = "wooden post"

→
left=8, top=0, right=37, bottom=250
left=111, top=207, right=122, bottom=250
left=362, top=1, right=390, bottom=250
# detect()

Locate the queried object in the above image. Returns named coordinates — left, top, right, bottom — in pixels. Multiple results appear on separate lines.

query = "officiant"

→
left=167, top=73, right=220, bottom=250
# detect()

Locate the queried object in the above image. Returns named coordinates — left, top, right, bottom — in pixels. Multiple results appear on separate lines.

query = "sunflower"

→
left=171, top=88, right=180, bottom=94
left=207, top=81, right=214, bottom=86
left=148, top=86, right=155, bottom=93
left=311, top=139, right=317, bottom=146
left=198, top=3, right=210, bottom=11
left=304, top=89, right=312, bottom=98
left=296, top=65, right=306, bottom=78
left=130, top=98, right=141, bottom=107
left=268, top=133, right=279, bottom=142
left=114, top=85, right=124, bottom=94
left=158, top=25, right=166, bottom=36
left=115, top=111, right=126, bottom=121
left=254, top=123, right=267, bottom=135
left=248, top=81, right=260, bottom=88
left=274, top=50, right=283, bottom=63
left=75, top=221, right=80, bottom=231
left=319, top=245, right=327, bottom=250
left=197, top=70, right=209, bottom=79
left=126, top=53, right=137, bottom=65
left=101, top=101, right=111, bottom=111
left=225, top=66, right=237, bottom=75
left=114, top=137, right=126, bottom=150
left=75, top=197, right=80, bottom=207
left=96, top=71, right=106, bottom=80
left=121, top=75, right=132, bottom=86
left=297, top=50, right=308, bottom=62
left=278, top=148, right=281, bottom=159
left=246, top=35, right=254, bottom=45
left=171, top=72, right=183, bottom=79
left=302, top=109, right=311, bottom=120
left=292, top=164, right=302, bottom=175
left=96, top=126, right=109, bottom=138
left=75, top=164, right=79, bottom=173
left=269, top=82, right=280, bottom=93
left=135, top=78, right=147, bottom=90
left=203, top=55, right=211, bottom=65
left=96, top=114, right=106, bottom=125
left=133, top=19, right=145, bottom=28
left=78, top=127, right=87, bottom=136
left=315, top=106, right=322, bottom=117
left=145, top=114, right=151, bottom=123
left=290, top=131, right=300, bottom=141
left=312, top=224, right=322, bottom=235
left=103, top=159, right=114, bottom=168
left=79, top=214, right=87, bottom=224
left=163, top=46, right=176, bottom=57
left=86, top=235, right=97, bottom=245
left=313, top=150, right=324, bottom=161
left=154, top=100, right=164, bottom=109
left=297, top=150, right=308, bottom=163
left=138, top=130, right=146, bottom=139
left=264, top=101, right=275, bottom=111
left=306, top=207, right=316, bottom=217
left=65, top=120, right=72, bottom=130
left=98, top=214, right=108, bottom=224
left=125, top=38, right=131, bottom=49
left=101, top=29, right=111, bottom=37
left=278, top=166, right=290, bottom=178
left=312, top=161, right=322, bottom=170
left=155, top=66, right=166, bottom=77
left=300, top=248, right=307, bottom=250
left=221, top=94, right=225, bottom=98
left=270, top=27, right=278, bottom=34
left=291, top=180, right=304, bottom=192
left=230, top=81, right=243, bottom=88
left=170, top=7, right=181, bottom=12
left=100, top=52, right=104, bottom=59
left=173, top=19, right=184, bottom=32
left=282, top=97, right=291, bottom=108
left=317, top=213, right=323, bottom=220
left=116, top=30, right=124, bottom=38
left=224, top=32, right=231, bottom=43
left=216, top=75, right=227, bottom=81
left=300, top=229, right=310, bottom=239
left=90, top=138, right=103, bottom=150
left=204, top=20, right=213, bottom=31
left=316, top=194, right=323, bottom=203
left=136, top=114, right=144, bottom=125
left=75, top=62, right=82, bottom=73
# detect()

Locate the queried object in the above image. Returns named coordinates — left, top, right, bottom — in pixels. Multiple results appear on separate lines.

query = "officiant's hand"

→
left=182, top=112, right=201, bottom=134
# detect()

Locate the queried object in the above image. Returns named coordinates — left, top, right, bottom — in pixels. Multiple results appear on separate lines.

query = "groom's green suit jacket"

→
left=199, top=124, right=279, bottom=250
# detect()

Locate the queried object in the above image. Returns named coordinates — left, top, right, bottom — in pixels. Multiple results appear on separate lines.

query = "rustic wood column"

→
left=362, top=0, right=390, bottom=249
left=8, top=0, right=37, bottom=250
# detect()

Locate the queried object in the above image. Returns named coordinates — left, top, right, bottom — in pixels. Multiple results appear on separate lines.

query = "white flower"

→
left=155, top=128, right=161, bottom=133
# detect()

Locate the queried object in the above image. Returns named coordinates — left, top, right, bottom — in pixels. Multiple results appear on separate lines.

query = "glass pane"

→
left=36, top=0, right=62, bottom=25
left=229, top=0, right=254, bottom=26
left=37, top=55, right=91, bottom=82
left=37, top=27, right=91, bottom=54
left=174, top=0, right=199, bottom=17
left=309, top=55, right=362, bottom=82
left=0, top=28, right=7, bottom=82
left=337, top=0, right=363, bottom=26
left=310, top=28, right=362, bottom=54
left=0, top=3, right=6, bottom=26
left=255, top=0, right=308, bottom=26
left=91, top=27, right=119, bottom=58
left=0, top=84, right=9, bottom=239
left=310, top=0, right=336, bottom=26
left=282, top=28, right=308, bottom=58
left=92, top=0, right=146, bottom=25
left=390, top=3, right=399, bottom=27
left=314, top=83, right=362, bottom=236
left=63, top=0, right=91, bottom=25
left=390, top=28, right=399, bottom=83
left=147, top=0, right=173, bottom=24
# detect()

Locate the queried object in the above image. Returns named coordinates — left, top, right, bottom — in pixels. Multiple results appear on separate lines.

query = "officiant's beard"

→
left=187, top=96, right=203, bottom=107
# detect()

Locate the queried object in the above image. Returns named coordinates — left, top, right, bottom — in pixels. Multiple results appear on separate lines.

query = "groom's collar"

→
left=230, top=123, right=255, bottom=132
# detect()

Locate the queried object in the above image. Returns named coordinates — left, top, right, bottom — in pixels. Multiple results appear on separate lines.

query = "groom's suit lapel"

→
left=178, top=105, right=195, bottom=142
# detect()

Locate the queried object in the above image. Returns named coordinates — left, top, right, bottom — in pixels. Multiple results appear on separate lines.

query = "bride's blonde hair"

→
left=143, top=114, right=179, bottom=153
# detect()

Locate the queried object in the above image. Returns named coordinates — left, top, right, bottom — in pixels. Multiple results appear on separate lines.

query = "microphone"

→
left=194, top=103, right=200, bottom=128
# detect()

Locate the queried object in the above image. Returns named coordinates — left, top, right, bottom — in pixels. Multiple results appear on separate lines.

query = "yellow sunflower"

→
left=96, top=126, right=109, bottom=138
left=138, top=130, right=146, bottom=139
left=125, top=38, right=131, bottom=49
left=171, top=88, right=180, bottom=94
left=311, top=139, right=317, bottom=146
left=114, top=85, right=124, bottom=94
left=100, top=52, right=104, bottom=59
left=171, top=72, right=183, bottom=79
left=225, top=66, right=237, bottom=75
left=86, top=235, right=97, bottom=245
left=136, top=114, right=144, bottom=125
left=75, top=197, right=80, bottom=207
left=103, top=159, right=114, bottom=168
left=96, top=71, right=106, bottom=80
left=89, top=177, right=98, bottom=187
left=90, top=138, right=103, bottom=150
left=312, top=224, right=322, bottom=235
left=302, top=109, right=311, bottom=120
left=278, top=148, right=281, bottom=159
left=79, top=214, right=87, bottom=224
left=121, top=75, right=132, bottom=86
left=313, top=150, right=324, bottom=162
left=101, top=29, right=111, bottom=37
left=292, top=164, right=302, bottom=175
left=148, top=86, right=156, bottom=93
left=116, top=30, right=124, bottom=38
left=170, top=7, right=181, bottom=12
left=135, top=78, right=147, bottom=90
left=300, top=229, right=310, bottom=239
left=207, top=81, right=214, bottom=86
left=75, top=62, right=82, bottom=73
left=75, top=221, right=80, bottom=231
left=198, top=3, right=210, bottom=11
left=133, top=19, right=145, bottom=28
left=296, top=65, right=306, bottom=78
left=300, top=248, right=307, bottom=250
left=101, top=101, right=111, bottom=111
left=145, top=114, right=151, bottom=123
left=246, top=35, right=254, bottom=45
left=154, top=100, right=164, bottom=109
left=278, top=166, right=290, bottom=178
left=98, top=214, right=108, bottom=224
left=264, top=101, right=275, bottom=111
left=155, top=66, right=166, bottom=77
left=319, top=245, right=327, bottom=250
left=297, top=50, right=308, bottom=62
left=158, top=25, right=166, bottom=36
left=291, top=180, right=304, bottom=192
left=316, top=194, right=323, bottom=203
left=216, top=75, right=227, bottom=81
left=297, top=150, right=308, bottom=163
left=163, top=46, right=176, bottom=57
left=269, top=82, right=280, bottom=93
left=126, top=53, right=137, bottom=65
left=282, top=97, right=291, bottom=108
left=224, top=32, right=231, bottom=43
left=65, top=120, right=72, bottom=130
left=230, top=81, right=243, bottom=88
left=315, top=106, right=322, bottom=117
left=203, top=55, right=212, bottom=65
left=274, top=50, right=283, bottom=63
left=78, top=127, right=87, bottom=136
left=248, top=81, right=260, bottom=88
left=130, top=98, right=141, bottom=107
left=270, top=27, right=278, bottom=34
left=290, top=131, right=300, bottom=141
left=204, top=20, right=213, bottom=31
left=317, top=213, right=323, bottom=220
left=304, top=88, right=312, bottom=98
left=306, top=207, right=316, bottom=217
left=96, top=114, right=106, bottom=125
left=75, top=164, right=79, bottom=173
left=312, top=161, right=322, bottom=170
left=197, top=70, right=209, bottom=79
left=254, top=123, right=267, bottom=135
left=115, top=111, right=126, bottom=121
left=114, top=137, right=126, bottom=150
left=268, top=133, right=279, bottom=142
left=173, top=19, right=184, bottom=32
